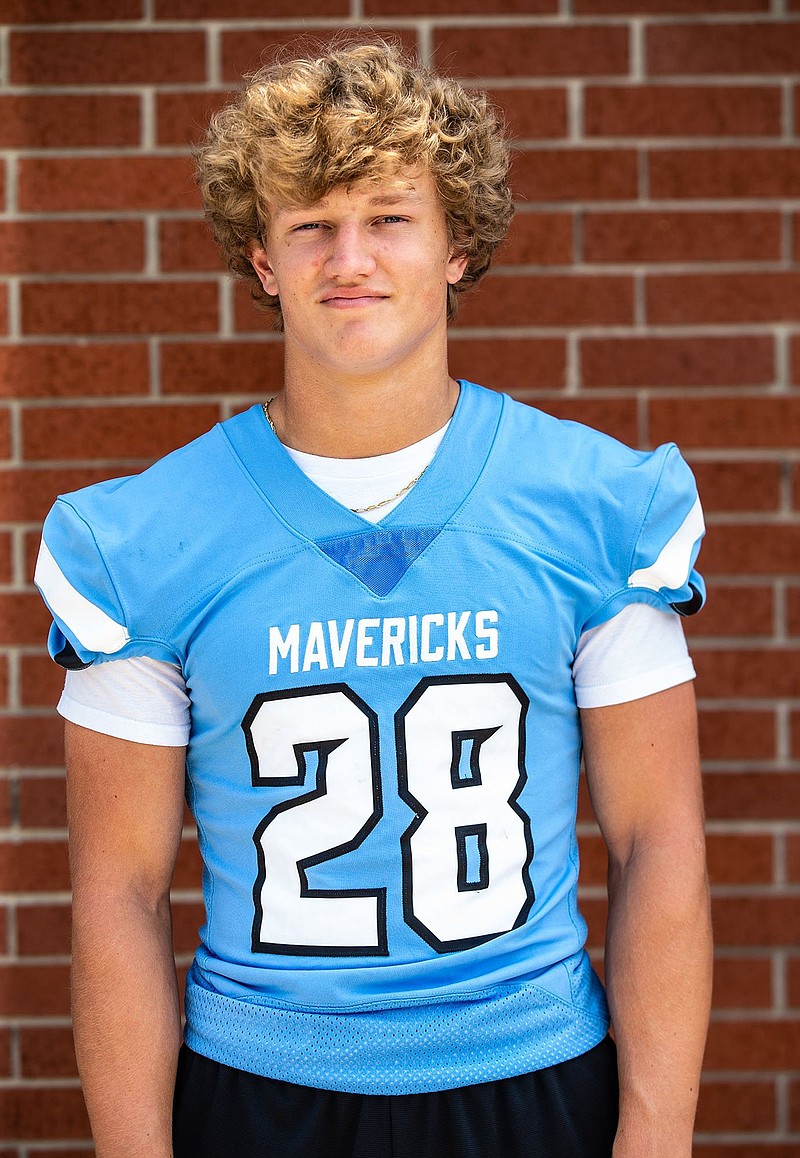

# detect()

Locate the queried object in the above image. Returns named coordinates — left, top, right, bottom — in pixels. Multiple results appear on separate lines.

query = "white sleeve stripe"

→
left=34, top=540, right=130, bottom=655
left=627, top=496, right=704, bottom=593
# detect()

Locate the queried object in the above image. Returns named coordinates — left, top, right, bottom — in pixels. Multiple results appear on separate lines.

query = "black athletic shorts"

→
left=173, top=1035, right=619, bottom=1158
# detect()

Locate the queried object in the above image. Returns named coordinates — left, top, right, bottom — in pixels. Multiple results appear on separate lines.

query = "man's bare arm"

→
left=66, top=721, right=186, bottom=1158
left=581, top=681, right=712, bottom=1158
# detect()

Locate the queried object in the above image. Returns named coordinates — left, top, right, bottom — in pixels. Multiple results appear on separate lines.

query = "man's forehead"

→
left=275, top=171, right=431, bottom=214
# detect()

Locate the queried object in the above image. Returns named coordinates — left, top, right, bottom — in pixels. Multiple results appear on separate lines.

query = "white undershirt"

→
left=58, top=423, right=694, bottom=746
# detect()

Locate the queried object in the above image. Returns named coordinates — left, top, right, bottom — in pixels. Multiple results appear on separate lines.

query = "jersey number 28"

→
left=242, top=675, right=534, bottom=956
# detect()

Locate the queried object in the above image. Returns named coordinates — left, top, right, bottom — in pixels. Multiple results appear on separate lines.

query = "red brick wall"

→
left=1, top=2, right=799, bottom=1153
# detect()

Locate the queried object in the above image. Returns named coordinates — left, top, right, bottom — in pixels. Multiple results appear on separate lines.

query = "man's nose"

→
left=323, top=223, right=377, bottom=280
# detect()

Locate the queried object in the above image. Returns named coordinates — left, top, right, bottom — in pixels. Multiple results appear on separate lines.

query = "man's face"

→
left=250, top=168, right=468, bottom=382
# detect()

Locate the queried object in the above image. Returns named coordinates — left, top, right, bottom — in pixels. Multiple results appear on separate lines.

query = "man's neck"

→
left=269, top=355, right=460, bottom=459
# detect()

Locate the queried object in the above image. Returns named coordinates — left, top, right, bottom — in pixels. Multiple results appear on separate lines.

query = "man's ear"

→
left=249, top=243, right=279, bottom=297
left=446, top=249, right=469, bottom=286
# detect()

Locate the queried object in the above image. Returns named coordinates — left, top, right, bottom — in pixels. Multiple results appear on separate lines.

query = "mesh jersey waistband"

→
left=183, top=963, right=609, bottom=1095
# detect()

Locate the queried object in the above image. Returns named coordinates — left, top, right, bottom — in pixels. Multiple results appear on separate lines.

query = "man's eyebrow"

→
left=365, top=190, right=423, bottom=206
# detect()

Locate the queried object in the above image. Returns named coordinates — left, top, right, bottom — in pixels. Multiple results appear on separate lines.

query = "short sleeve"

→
left=627, top=445, right=705, bottom=618
left=34, top=498, right=131, bottom=670
left=582, top=444, right=706, bottom=632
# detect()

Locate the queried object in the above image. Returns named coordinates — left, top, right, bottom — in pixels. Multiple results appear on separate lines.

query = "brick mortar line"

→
left=4, top=77, right=796, bottom=95
left=5, top=13, right=800, bottom=29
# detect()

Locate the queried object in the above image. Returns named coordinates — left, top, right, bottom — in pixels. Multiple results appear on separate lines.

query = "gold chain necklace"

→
left=262, top=398, right=427, bottom=514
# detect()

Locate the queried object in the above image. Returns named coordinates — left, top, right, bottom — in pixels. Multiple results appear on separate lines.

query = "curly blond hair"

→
left=196, top=39, right=513, bottom=324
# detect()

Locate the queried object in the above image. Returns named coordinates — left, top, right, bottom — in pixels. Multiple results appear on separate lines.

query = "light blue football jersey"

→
left=35, top=381, right=705, bottom=1094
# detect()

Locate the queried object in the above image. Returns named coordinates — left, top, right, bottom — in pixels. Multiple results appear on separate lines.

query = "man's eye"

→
left=293, top=222, right=322, bottom=232
left=378, top=215, right=405, bottom=224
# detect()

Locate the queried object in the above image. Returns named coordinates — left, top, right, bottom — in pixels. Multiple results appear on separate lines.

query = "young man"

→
left=34, top=41, right=711, bottom=1158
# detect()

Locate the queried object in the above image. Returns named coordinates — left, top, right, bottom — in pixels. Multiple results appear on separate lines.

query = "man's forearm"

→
left=72, top=890, right=182, bottom=1158
left=604, top=838, right=712, bottom=1158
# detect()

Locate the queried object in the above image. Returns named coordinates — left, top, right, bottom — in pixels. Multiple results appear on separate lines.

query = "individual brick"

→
left=512, top=148, right=638, bottom=201
left=789, top=586, right=800, bottom=636
left=20, top=281, right=218, bottom=337
left=17, top=904, right=71, bottom=957
left=789, top=956, right=800, bottom=1007
left=0, top=408, right=11, bottom=458
left=575, top=833, right=607, bottom=887
left=648, top=273, right=800, bottom=325
left=697, top=584, right=759, bottom=644
left=583, top=211, right=781, bottom=264
left=0, top=289, right=8, bottom=339
left=161, top=340, right=285, bottom=394
left=647, top=22, right=800, bottom=76
left=484, top=87, right=568, bottom=140
left=689, top=461, right=781, bottom=513
left=581, top=335, right=774, bottom=388
left=649, top=397, right=800, bottom=449
left=159, top=219, right=220, bottom=273
left=788, top=834, right=800, bottom=882
left=0, top=655, right=8, bottom=708
left=172, top=900, right=205, bottom=953
left=695, top=648, right=800, bottom=699
left=788, top=333, right=800, bottom=384
left=19, top=156, right=198, bottom=213
left=20, top=655, right=64, bottom=710
left=366, top=0, right=554, bottom=14
left=0, top=839, right=70, bottom=893
left=23, top=403, right=220, bottom=462
left=0, top=220, right=145, bottom=276
left=0, top=94, right=140, bottom=149
left=10, top=31, right=206, bottom=87
left=0, top=1028, right=10, bottom=1079
left=712, top=956, right=772, bottom=1009
left=497, top=213, right=573, bottom=266
left=705, top=833, right=774, bottom=885
left=18, top=776, right=67, bottom=830
left=221, top=29, right=418, bottom=83
left=0, top=343, right=149, bottom=400
left=0, top=593, right=51, bottom=646
left=712, top=897, right=800, bottom=947
left=20, top=1027, right=78, bottom=1079
left=705, top=1019, right=800, bottom=1070
left=649, top=148, right=800, bottom=200
left=449, top=338, right=567, bottom=391
left=432, top=25, right=629, bottom=78
left=157, top=0, right=345, bottom=14
left=577, top=0, right=767, bottom=10
left=0, top=963, right=70, bottom=1016
left=704, top=773, right=800, bottom=820
left=0, top=1086, right=89, bottom=1140
left=156, top=90, right=230, bottom=146
left=2, top=0, right=139, bottom=16
left=701, top=524, right=800, bottom=576
left=172, top=837, right=203, bottom=890
left=696, top=1079, right=776, bottom=1132
left=0, top=534, right=11, bottom=585
left=585, top=84, right=781, bottom=138
left=0, top=716, right=64, bottom=767
left=697, top=709, right=775, bottom=761
left=454, top=273, right=635, bottom=328
left=0, top=466, right=118, bottom=522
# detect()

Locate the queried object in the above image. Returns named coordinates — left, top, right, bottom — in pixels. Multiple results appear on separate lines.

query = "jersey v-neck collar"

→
left=221, top=380, right=504, bottom=544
